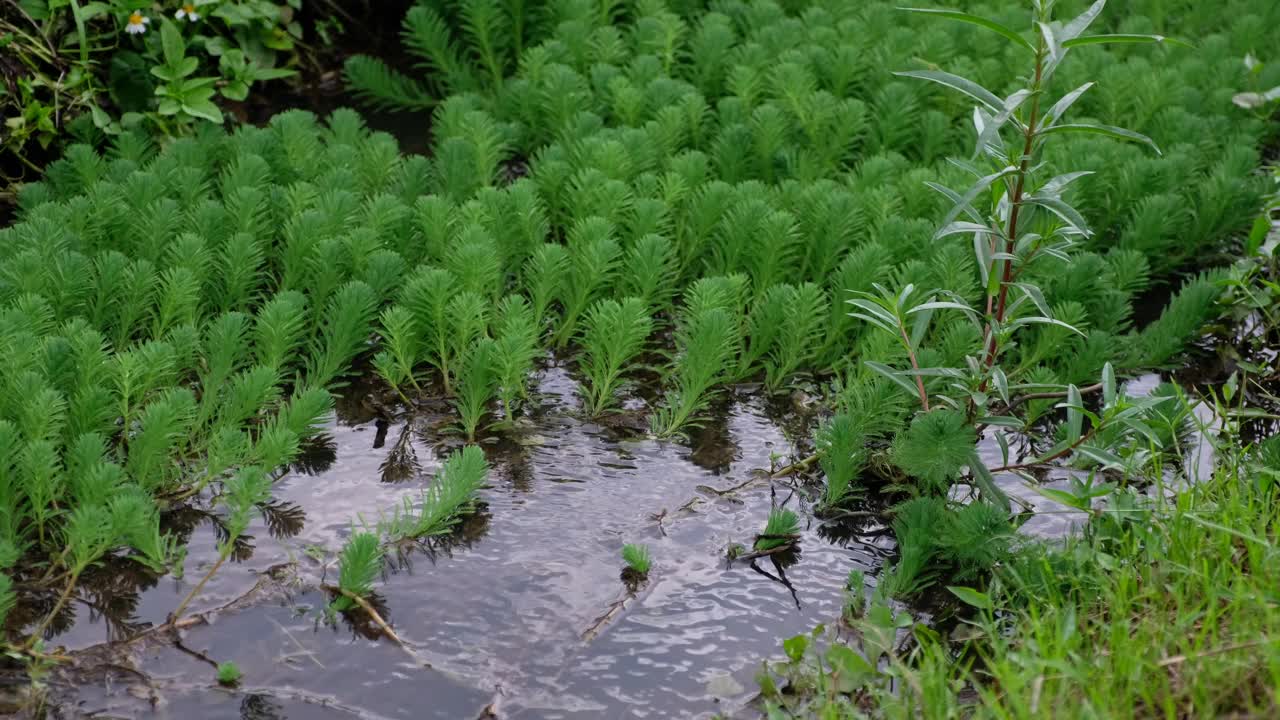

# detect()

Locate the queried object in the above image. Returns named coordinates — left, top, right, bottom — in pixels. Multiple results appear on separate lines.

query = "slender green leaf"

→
left=893, top=70, right=1003, bottom=112
left=1042, top=82, right=1094, bottom=128
left=1065, top=384, right=1083, bottom=444
left=1062, top=34, right=1191, bottom=49
left=1037, top=122, right=1161, bottom=155
left=947, top=585, right=994, bottom=611
left=864, top=361, right=919, bottom=397
left=899, top=8, right=1035, bottom=52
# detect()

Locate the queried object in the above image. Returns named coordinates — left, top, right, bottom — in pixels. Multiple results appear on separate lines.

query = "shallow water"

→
left=42, top=365, right=894, bottom=719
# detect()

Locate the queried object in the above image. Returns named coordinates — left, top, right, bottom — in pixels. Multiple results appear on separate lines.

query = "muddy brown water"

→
left=39, top=365, right=895, bottom=719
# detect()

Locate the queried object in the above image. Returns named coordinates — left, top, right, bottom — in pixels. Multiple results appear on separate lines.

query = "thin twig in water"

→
left=771, top=453, right=819, bottom=478
left=269, top=617, right=325, bottom=669
left=582, top=596, right=629, bottom=643
left=732, top=543, right=797, bottom=563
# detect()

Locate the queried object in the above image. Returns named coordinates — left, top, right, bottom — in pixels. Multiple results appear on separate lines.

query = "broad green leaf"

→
left=1077, top=444, right=1125, bottom=468
left=926, top=182, right=984, bottom=224
left=974, top=89, right=1032, bottom=159
left=1062, top=34, right=1191, bottom=49
left=992, top=366, right=1009, bottom=405
left=782, top=634, right=809, bottom=662
left=893, top=70, right=1003, bottom=113
left=1232, top=87, right=1280, bottom=109
left=1007, top=315, right=1085, bottom=336
left=995, top=431, right=1010, bottom=465
left=1037, top=122, right=1161, bottom=155
left=979, top=415, right=1023, bottom=428
left=947, top=585, right=993, bottom=610
left=899, top=8, right=1035, bottom=52
left=1033, top=486, right=1088, bottom=511
left=1013, top=283, right=1052, bottom=318
left=1039, top=171, right=1094, bottom=197
left=182, top=98, right=223, bottom=123
left=825, top=644, right=874, bottom=693
left=221, top=80, right=250, bottom=101
left=1023, top=195, right=1092, bottom=236
left=160, top=19, right=186, bottom=69
left=936, top=220, right=1002, bottom=241
left=908, top=301, right=979, bottom=316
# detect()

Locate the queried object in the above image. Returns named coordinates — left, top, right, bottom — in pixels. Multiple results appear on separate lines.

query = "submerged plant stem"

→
left=25, top=570, right=80, bottom=649
left=170, top=551, right=228, bottom=624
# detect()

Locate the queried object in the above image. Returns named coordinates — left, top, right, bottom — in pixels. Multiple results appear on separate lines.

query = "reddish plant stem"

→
left=977, top=39, right=1047, bottom=397
left=898, top=320, right=931, bottom=411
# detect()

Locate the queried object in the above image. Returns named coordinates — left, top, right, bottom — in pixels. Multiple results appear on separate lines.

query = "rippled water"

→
left=43, top=365, right=895, bottom=719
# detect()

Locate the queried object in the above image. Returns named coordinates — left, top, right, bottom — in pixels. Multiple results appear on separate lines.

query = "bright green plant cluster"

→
left=342, top=0, right=1269, bottom=453
left=621, top=542, right=651, bottom=575
left=0, top=110, right=438, bottom=642
left=2, top=0, right=300, bottom=184
left=331, top=445, right=489, bottom=612
left=760, top=375, right=1280, bottom=718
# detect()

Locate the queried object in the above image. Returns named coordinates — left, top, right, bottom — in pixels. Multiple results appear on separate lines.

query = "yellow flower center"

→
left=183, top=4, right=195, bottom=12
left=129, top=11, right=143, bottom=24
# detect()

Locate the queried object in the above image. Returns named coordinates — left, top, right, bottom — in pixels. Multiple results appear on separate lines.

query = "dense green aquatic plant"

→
left=578, top=297, right=653, bottom=416
left=494, top=295, right=541, bottom=423
left=455, top=338, right=499, bottom=441
left=216, top=661, right=243, bottom=687
left=377, top=446, right=489, bottom=542
left=649, top=303, right=740, bottom=438
left=621, top=543, right=651, bottom=576
left=345, top=0, right=546, bottom=108
left=755, top=508, right=800, bottom=551
left=332, top=531, right=384, bottom=612
left=816, top=413, right=866, bottom=513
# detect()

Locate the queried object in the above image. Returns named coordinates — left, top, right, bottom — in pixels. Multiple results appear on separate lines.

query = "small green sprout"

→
left=622, top=543, right=651, bottom=576
left=216, top=661, right=243, bottom=686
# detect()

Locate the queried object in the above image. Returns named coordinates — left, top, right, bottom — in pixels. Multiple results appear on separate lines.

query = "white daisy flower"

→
left=175, top=3, right=200, bottom=22
left=125, top=11, right=150, bottom=34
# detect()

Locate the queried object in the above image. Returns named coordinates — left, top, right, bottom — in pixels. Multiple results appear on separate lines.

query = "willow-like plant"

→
left=850, top=0, right=1176, bottom=503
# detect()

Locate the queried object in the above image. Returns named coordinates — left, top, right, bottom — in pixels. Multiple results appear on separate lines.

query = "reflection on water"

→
left=42, top=366, right=893, bottom=718
left=41, top=360, right=1250, bottom=718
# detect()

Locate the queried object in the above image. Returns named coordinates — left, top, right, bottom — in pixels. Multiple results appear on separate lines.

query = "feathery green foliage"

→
left=816, top=413, right=866, bottom=512
left=756, top=508, right=800, bottom=551
left=622, top=543, right=651, bottom=575
left=578, top=297, right=653, bottom=415
left=332, top=531, right=385, bottom=612
left=378, top=446, right=489, bottom=541
left=216, top=662, right=243, bottom=686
